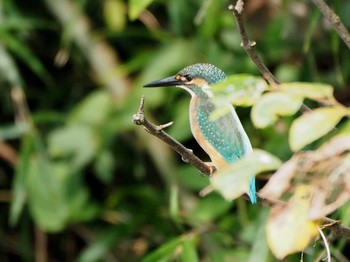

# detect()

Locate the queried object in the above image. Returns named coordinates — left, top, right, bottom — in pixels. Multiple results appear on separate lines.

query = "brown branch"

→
left=0, top=141, right=18, bottom=166
left=229, top=0, right=312, bottom=114
left=35, top=226, right=48, bottom=262
left=228, top=1, right=279, bottom=86
left=132, top=96, right=213, bottom=176
left=311, top=0, right=350, bottom=49
left=322, top=217, right=350, bottom=240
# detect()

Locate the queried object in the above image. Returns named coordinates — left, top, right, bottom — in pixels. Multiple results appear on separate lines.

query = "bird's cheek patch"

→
left=190, top=78, right=208, bottom=87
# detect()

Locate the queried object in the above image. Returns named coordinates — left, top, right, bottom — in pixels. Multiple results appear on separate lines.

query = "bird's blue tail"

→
left=248, top=177, right=257, bottom=204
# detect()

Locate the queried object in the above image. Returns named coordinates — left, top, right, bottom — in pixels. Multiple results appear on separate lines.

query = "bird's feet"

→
left=205, top=162, right=216, bottom=176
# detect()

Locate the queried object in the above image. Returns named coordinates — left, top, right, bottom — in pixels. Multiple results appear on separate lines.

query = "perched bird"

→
left=144, top=63, right=256, bottom=204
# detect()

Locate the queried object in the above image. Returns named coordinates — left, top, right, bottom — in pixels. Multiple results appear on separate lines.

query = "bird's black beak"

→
left=143, top=75, right=183, bottom=88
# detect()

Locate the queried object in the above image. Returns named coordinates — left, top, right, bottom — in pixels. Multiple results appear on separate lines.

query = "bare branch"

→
left=229, top=0, right=312, bottom=114
left=317, top=226, right=331, bottom=262
left=133, top=96, right=213, bottom=176
left=311, top=0, right=350, bottom=49
left=228, top=1, right=279, bottom=86
left=0, top=141, right=18, bottom=166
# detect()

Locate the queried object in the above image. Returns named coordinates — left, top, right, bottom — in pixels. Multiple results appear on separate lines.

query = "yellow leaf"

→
left=279, top=82, right=334, bottom=100
left=211, top=149, right=281, bottom=201
left=251, top=92, right=303, bottom=128
left=129, top=0, right=153, bottom=20
left=104, top=0, right=126, bottom=32
left=289, top=106, right=346, bottom=151
left=266, top=185, right=320, bottom=259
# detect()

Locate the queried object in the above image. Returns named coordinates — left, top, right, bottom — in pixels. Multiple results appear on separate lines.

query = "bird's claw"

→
left=205, top=162, right=216, bottom=176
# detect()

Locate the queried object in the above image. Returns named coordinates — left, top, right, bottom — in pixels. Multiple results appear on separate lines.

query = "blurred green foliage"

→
left=1, top=0, right=350, bottom=261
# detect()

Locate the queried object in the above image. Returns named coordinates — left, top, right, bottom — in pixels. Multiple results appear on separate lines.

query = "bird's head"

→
left=143, top=63, right=226, bottom=99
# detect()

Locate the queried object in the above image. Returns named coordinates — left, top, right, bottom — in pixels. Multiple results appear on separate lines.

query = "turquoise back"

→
left=195, top=99, right=257, bottom=204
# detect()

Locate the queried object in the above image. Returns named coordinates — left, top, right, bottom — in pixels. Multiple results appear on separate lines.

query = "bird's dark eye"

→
left=184, top=74, right=193, bottom=81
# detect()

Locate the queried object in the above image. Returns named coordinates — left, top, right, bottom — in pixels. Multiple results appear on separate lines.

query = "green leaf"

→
left=212, top=74, right=268, bottom=107
left=289, top=107, right=346, bottom=151
left=181, top=236, right=199, bottom=262
left=10, top=132, right=36, bottom=225
left=303, top=9, right=321, bottom=53
left=94, top=150, right=115, bottom=183
left=211, top=149, right=282, bottom=201
left=129, top=0, right=154, bottom=20
left=0, top=43, right=23, bottom=86
left=68, top=91, right=112, bottom=126
left=48, top=125, right=98, bottom=168
left=168, top=99, right=192, bottom=141
left=251, top=92, right=303, bottom=128
left=279, top=82, right=334, bottom=100
left=27, top=159, right=96, bottom=232
left=248, top=210, right=270, bottom=262
left=0, top=30, right=51, bottom=84
left=176, top=166, right=209, bottom=190
left=104, top=0, right=126, bottom=32
left=142, top=237, right=182, bottom=262
left=208, top=105, right=230, bottom=122
left=190, top=193, right=232, bottom=223
left=169, top=184, right=179, bottom=221
left=76, top=227, right=122, bottom=262
left=27, top=160, right=70, bottom=231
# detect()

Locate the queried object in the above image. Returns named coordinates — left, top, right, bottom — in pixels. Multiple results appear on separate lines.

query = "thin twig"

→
left=317, top=227, right=331, bottom=262
left=132, top=96, right=213, bottom=176
left=228, top=0, right=312, bottom=114
left=0, top=141, right=18, bottom=166
left=35, top=226, right=48, bottom=262
left=311, top=0, right=350, bottom=49
left=322, top=217, right=350, bottom=240
left=228, top=1, right=279, bottom=86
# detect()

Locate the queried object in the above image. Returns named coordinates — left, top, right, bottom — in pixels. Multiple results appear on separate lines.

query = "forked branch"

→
left=132, top=96, right=213, bottom=176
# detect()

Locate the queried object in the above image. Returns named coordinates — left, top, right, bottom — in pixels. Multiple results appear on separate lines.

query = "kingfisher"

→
left=144, top=63, right=256, bottom=204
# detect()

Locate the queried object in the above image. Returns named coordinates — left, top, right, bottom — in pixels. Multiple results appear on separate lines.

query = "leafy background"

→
left=1, top=0, right=350, bottom=261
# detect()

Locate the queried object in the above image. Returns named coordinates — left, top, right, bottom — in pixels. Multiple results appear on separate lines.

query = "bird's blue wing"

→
left=196, top=100, right=256, bottom=204
left=196, top=101, right=251, bottom=162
